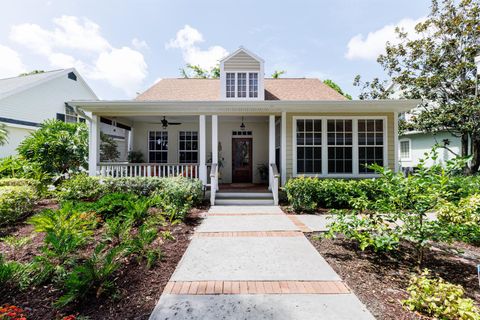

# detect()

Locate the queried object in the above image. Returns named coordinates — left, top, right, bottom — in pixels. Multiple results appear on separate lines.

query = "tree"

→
left=323, top=79, right=352, bottom=100
left=100, top=132, right=120, bottom=162
left=354, top=0, right=480, bottom=173
left=0, top=123, right=8, bottom=146
left=180, top=64, right=220, bottom=79
left=19, top=70, right=45, bottom=77
left=17, top=120, right=88, bottom=176
left=271, top=70, right=286, bottom=79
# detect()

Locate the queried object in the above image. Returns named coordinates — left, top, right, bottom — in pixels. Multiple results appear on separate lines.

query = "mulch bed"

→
left=1, top=201, right=204, bottom=320
left=307, top=233, right=480, bottom=320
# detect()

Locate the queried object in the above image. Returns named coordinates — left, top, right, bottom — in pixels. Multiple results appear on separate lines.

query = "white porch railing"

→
left=210, top=163, right=218, bottom=205
left=270, top=163, right=279, bottom=205
left=98, top=162, right=199, bottom=179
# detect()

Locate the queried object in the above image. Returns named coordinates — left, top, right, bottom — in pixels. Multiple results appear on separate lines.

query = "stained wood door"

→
left=232, top=138, right=253, bottom=183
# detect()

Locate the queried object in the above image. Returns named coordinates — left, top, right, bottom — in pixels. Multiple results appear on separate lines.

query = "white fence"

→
left=98, top=163, right=199, bottom=179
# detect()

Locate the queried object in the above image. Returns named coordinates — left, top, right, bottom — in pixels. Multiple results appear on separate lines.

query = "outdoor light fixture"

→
left=240, top=116, right=246, bottom=131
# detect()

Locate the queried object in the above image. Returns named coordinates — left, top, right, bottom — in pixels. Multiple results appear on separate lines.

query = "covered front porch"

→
left=87, top=113, right=284, bottom=205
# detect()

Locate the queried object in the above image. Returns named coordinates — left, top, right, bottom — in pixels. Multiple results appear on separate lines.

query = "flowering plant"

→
left=0, top=304, right=27, bottom=320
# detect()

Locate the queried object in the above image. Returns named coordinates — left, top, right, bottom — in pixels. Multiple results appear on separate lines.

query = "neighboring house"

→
left=0, top=69, right=129, bottom=160
left=72, top=47, right=417, bottom=205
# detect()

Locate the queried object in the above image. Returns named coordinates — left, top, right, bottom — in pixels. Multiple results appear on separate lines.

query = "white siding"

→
left=399, top=131, right=461, bottom=167
left=0, top=126, right=34, bottom=158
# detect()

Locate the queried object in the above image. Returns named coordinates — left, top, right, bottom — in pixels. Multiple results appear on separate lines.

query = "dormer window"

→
left=220, top=47, right=264, bottom=100
left=249, top=73, right=258, bottom=98
left=226, top=73, right=235, bottom=98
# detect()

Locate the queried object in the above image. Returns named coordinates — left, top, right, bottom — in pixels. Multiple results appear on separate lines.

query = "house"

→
left=71, top=47, right=418, bottom=205
left=0, top=69, right=129, bottom=160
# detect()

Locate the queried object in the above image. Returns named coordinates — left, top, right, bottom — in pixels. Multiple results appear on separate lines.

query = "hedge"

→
left=0, top=186, right=37, bottom=226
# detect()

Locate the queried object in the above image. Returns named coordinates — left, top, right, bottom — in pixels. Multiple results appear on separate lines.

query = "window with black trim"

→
left=358, top=119, right=384, bottom=173
left=179, top=131, right=198, bottom=163
left=148, top=131, right=168, bottom=163
left=65, top=105, right=83, bottom=123
left=296, top=119, right=322, bottom=174
left=327, top=119, right=353, bottom=174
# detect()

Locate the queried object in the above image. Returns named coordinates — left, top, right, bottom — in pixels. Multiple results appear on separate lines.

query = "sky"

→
left=0, top=0, right=431, bottom=100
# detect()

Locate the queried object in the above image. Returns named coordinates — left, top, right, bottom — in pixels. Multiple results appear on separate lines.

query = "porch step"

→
left=214, top=192, right=274, bottom=206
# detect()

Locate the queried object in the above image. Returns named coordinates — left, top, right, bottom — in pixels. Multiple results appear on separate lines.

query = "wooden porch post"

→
left=212, top=115, right=219, bottom=190
left=88, top=114, right=100, bottom=176
left=269, top=115, right=275, bottom=190
left=199, top=115, right=207, bottom=185
left=281, top=111, right=287, bottom=186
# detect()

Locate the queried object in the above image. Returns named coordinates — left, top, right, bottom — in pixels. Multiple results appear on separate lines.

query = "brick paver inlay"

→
left=286, top=215, right=312, bottom=232
left=163, top=280, right=350, bottom=295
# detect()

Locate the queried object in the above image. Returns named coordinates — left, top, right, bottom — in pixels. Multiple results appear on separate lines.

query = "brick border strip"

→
left=287, top=215, right=311, bottom=232
left=163, top=280, right=350, bottom=295
left=194, top=231, right=304, bottom=237
left=208, top=213, right=284, bottom=216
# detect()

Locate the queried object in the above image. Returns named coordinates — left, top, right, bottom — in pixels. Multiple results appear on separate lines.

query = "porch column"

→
left=269, top=115, right=275, bottom=189
left=281, top=111, right=287, bottom=186
left=212, top=115, right=219, bottom=190
left=88, top=114, right=100, bottom=176
left=198, top=115, right=207, bottom=185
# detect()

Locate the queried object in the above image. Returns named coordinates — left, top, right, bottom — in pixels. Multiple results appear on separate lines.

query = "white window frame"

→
left=65, top=105, right=83, bottom=123
left=224, top=71, right=260, bottom=100
left=358, top=119, right=386, bottom=174
left=292, top=116, right=388, bottom=178
left=399, top=139, right=411, bottom=161
left=178, top=131, right=199, bottom=164
left=148, top=130, right=168, bottom=163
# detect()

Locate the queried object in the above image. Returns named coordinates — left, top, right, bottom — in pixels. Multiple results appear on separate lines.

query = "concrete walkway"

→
left=150, top=206, right=374, bottom=320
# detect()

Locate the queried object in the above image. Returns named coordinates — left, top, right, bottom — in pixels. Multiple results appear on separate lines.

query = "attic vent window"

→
left=67, top=72, right=77, bottom=81
left=225, top=72, right=258, bottom=99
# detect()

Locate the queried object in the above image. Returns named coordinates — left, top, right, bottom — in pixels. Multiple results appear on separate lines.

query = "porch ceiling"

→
left=110, top=115, right=271, bottom=124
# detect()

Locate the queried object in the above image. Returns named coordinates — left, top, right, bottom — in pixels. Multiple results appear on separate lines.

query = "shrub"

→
left=57, top=175, right=107, bottom=201
left=403, top=270, right=480, bottom=320
left=100, top=132, right=119, bottom=162
left=18, top=120, right=88, bottom=176
left=0, top=255, right=36, bottom=290
left=150, top=176, right=202, bottom=221
left=29, top=204, right=97, bottom=263
left=55, top=244, right=125, bottom=307
left=0, top=186, right=37, bottom=227
left=0, top=178, right=39, bottom=189
left=125, top=224, right=162, bottom=269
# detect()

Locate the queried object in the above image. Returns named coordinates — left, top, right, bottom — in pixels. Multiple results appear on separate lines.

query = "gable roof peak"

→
left=220, top=46, right=264, bottom=63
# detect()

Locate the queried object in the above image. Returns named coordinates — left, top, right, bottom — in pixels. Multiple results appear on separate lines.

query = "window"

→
left=296, top=119, right=322, bottom=174
left=327, top=119, right=353, bottom=174
left=65, top=105, right=81, bottom=123
left=179, top=131, right=198, bottom=163
left=237, top=73, right=247, bottom=97
left=226, top=73, right=235, bottom=98
left=358, top=119, right=384, bottom=173
left=248, top=73, right=258, bottom=98
left=400, top=140, right=411, bottom=160
left=148, top=131, right=168, bottom=163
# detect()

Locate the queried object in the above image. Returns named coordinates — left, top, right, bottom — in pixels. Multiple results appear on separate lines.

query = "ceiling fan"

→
left=160, top=116, right=181, bottom=129
left=147, top=116, right=182, bottom=129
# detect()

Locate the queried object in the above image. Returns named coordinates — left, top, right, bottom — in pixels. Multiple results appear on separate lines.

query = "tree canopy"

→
left=354, top=0, right=480, bottom=172
left=271, top=70, right=286, bottom=79
left=180, top=64, right=220, bottom=79
left=323, top=79, right=352, bottom=100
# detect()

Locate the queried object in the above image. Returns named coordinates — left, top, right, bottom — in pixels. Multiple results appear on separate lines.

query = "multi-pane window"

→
left=148, top=131, right=168, bottom=163
left=226, top=73, right=235, bottom=98
left=179, top=131, right=198, bottom=163
left=327, top=119, right=353, bottom=174
left=358, top=119, right=384, bottom=173
left=400, top=140, right=410, bottom=160
left=248, top=73, right=258, bottom=98
left=296, top=119, right=322, bottom=174
left=237, top=73, right=247, bottom=97
left=65, top=105, right=80, bottom=123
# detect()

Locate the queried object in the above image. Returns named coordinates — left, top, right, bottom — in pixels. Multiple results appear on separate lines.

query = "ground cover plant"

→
left=0, top=175, right=204, bottom=319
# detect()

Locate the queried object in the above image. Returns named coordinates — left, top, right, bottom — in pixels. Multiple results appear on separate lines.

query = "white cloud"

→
left=166, top=25, right=228, bottom=70
left=0, top=45, right=26, bottom=78
left=9, top=15, right=147, bottom=96
left=345, top=17, right=425, bottom=60
left=132, top=38, right=149, bottom=51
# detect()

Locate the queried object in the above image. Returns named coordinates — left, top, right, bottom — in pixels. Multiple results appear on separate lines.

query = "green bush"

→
left=403, top=270, right=480, bottom=320
left=284, top=177, right=381, bottom=212
left=0, top=178, right=40, bottom=189
left=150, top=176, right=203, bottom=221
left=0, top=186, right=37, bottom=226
left=18, top=120, right=88, bottom=176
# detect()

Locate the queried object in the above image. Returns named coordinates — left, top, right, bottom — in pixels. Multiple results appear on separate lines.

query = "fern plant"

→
left=55, top=244, right=125, bottom=308
left=102, top=217, right=132, bottom=245
left=125, top=225, right=162, bottom=269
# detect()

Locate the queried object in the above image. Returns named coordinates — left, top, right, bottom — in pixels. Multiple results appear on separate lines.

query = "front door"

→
left=232, top=138, right=253, bottom=183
